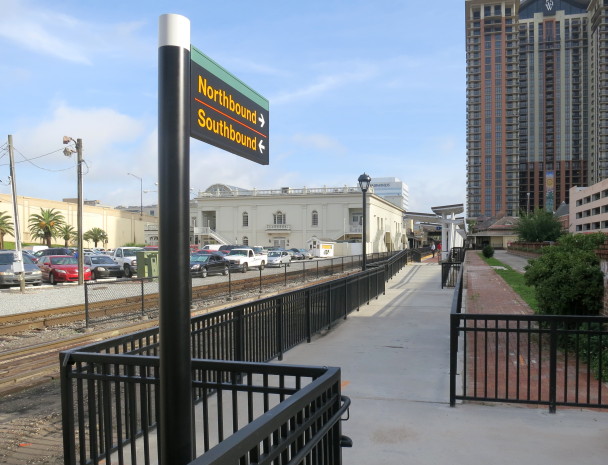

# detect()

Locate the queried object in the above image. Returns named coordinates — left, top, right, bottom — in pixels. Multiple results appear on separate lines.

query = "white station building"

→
left=189, top=184, right=407, bottom=255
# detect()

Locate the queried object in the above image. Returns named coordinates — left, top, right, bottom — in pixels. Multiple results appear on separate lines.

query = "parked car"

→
left=0, top=250, right=42, bottom=287
left=21, top=250, right=39, bottom=263
left=189, top=253, right=229, bottom=277
left=266, top=250, right=292, bottom=267
left=110, top=247, right=143, bottom=277
left=225, top=248, right=266, bottom=272
left=84, top=254, right=124, bottom=279
left=218, top=244, right=247, bottom=254
left=194, top=249, right=224, bottom=256
left=37, top=255, right=92, bottom=284
left=297, top=248, right=313, bottom=259
left=288, top=248, right=305, bottom=260
left=200, top=244, right=222, bottom=251
left=35, top=247, right=75, bottom=257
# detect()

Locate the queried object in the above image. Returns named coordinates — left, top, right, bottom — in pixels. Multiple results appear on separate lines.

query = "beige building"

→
left=0, top=193, right=154, bottom=248
left=570, top=179, right=608, bottom=233
left=189, top=184, right=407, bottom=254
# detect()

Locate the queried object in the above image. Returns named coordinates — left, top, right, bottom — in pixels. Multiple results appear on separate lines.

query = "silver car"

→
left=267, top=250, right=292, bottom=267
left=0, top=250, right=43, bottom=287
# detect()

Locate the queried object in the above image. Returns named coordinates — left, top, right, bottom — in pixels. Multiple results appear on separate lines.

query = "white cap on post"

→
left=159, top=14, right=190, bottom=49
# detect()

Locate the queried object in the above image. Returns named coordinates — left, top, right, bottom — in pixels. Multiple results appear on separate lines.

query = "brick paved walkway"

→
left=464, top=251, right=608, bottom=408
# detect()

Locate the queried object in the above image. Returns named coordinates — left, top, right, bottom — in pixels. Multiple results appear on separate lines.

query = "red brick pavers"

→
left=464, top=252, right=608, bottom=408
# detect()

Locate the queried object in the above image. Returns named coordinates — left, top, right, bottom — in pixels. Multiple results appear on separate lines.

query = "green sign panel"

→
left=190, top=46, right=269, bottom=165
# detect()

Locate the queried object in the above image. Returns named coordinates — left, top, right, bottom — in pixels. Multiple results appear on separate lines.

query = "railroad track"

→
left=0, top=263, right=357, bottom=396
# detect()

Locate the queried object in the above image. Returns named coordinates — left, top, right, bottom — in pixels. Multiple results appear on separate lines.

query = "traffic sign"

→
left=190, top=46, right=269, bottom=165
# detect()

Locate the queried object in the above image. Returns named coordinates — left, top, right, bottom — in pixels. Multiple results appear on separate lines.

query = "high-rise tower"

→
left=518, top=0, right=589, bottom=214
left=465, top=1, right=520, bottom=219
left=588, top=0, right=608, bottom=185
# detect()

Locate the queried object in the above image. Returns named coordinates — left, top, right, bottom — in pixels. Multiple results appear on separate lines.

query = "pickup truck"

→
left=111, top=247, right=142, bottom=277
left=225, top=248, right=266, bottom=272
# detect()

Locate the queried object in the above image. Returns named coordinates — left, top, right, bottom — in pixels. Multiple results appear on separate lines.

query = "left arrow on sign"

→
left=259, top=140, right=266, bottom=154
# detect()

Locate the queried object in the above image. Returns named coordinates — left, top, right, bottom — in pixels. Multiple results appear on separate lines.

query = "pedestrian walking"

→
left=431, top=242, right=436, bottom=258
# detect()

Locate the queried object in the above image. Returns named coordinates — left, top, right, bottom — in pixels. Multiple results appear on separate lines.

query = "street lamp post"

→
left=358, top=173, right=371, bottom=271
left=127, top=173, right=143, bottom=216
left=527, top=192, right=531, bottom=215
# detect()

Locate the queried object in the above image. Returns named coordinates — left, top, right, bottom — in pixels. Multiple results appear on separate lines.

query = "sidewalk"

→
left=279, top=260, right=608, bottom=465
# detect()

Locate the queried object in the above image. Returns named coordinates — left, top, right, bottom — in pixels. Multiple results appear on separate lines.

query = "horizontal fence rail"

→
left=61, top=250, right=409, bottom=465
left=450, top=265, right=608, bottom=412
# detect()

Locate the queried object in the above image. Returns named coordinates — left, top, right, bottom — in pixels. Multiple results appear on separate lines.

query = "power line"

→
left=2, top=146, right=77, bottom=172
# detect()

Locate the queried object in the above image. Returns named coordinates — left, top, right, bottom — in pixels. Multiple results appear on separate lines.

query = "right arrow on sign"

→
left=259, top=113, right=265, bottom=128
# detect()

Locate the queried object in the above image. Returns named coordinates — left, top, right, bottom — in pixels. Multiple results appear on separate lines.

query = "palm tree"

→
left=0, top=211, right=15, bottom=249
left=83, top=227, right=109, bottom=248
left=28, top=208, right=65, bottom=247
left=57, top=224, right=77, bottom=247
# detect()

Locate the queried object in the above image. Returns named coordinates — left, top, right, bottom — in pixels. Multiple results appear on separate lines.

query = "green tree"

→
left=524, top=232, right=606, bottom=316
left=57, top=224, right=76, bottom=247
left=515, top=208, right=564, bottom=242
left=0, top=211, right=14, bottom=249
left=28, top=208, right=65, bottom=248
left=83, top=227, right=108, bottom=248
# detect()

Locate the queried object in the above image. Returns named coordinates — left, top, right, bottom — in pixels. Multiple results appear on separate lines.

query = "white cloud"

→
left=0, top=0, right=148, bottom=64
left=271, top=65, right=377, bottom=105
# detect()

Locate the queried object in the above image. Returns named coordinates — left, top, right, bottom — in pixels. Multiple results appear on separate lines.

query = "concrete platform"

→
left=278, top=261, right=608, bottom=465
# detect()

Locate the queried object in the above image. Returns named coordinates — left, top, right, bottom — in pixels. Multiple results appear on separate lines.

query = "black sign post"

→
left=158, top=14, right=193, bottom=465
left=158, top=14, right=269, bottom=465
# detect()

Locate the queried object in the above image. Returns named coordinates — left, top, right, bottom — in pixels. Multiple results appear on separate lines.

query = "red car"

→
left=37, top=255, right=92, bottom=284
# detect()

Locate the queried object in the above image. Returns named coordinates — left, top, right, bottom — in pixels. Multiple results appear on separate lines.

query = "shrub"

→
left=524, top=232, right=606, bottom=316
left=482, top=245, right=494, bottom=258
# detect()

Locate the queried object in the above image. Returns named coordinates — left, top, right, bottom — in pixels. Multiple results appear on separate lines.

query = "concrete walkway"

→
left=279, top=261, right=608, bottom=465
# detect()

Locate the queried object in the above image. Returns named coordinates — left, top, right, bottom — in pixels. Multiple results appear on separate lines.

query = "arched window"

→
left=312, top=210, right=319, bottom=227
left=274, top=211, right=286, bottom=225
left=242, top=211, right=249, bottom=227
left=243, top=236, right=249, bottom=246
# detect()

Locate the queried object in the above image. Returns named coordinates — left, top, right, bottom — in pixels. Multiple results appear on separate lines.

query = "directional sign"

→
left=190, top=46, right=269, bottom=165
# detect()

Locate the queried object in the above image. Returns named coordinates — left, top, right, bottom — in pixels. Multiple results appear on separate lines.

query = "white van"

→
left=201, top=244, right=222, bottom=251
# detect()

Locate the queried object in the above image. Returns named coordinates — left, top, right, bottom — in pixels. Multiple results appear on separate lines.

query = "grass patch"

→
left=479, top=253, right=539, bottom=313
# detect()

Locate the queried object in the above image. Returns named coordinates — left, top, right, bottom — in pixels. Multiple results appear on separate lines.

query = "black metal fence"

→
left=449, top=265, right=608, bottom=412
left=82, top=252, right=403, bottom=328
left=61, top=250, right=408, bottom=465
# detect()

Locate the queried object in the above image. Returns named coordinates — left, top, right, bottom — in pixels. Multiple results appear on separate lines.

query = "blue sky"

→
left=0, top=0, right=465, bottom=213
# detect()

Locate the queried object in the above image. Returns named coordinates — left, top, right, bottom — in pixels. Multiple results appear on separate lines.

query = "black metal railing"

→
left=450, top=265, right=608, bottom=412
left=61, top=250, right=408, bottom=465
left=82, top=252, right=400, bottom=328
left=61, top=356, right=349, bottom=465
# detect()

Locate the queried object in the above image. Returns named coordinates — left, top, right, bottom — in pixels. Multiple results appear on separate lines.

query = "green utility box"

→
left=136, top=251, right=159, bottom=277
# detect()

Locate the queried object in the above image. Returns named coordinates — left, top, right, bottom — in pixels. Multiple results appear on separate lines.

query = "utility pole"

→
left=7, top=135, right=25, bottom=292
left=76, top=139, right=84, bottom=285
left=63, top=136, right=84, bottom=285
